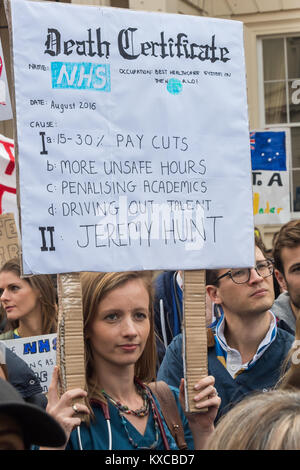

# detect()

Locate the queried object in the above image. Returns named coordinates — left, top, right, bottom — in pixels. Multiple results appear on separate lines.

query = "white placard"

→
left=10, top=0, right=255, bottom=274
left=0, top=38, right=13, bottom=121
left=1, top=333, right=57, bottom=393
left=253, top=172, right=290, bottom=225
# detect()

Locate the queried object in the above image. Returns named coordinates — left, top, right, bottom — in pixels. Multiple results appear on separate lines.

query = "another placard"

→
left=0, top=212, right=19, bottom=265
left=9, top=0, right=254, bottom=275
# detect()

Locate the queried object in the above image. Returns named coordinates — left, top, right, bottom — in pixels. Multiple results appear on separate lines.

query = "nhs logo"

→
left=51, top=62, right=111, bottom=91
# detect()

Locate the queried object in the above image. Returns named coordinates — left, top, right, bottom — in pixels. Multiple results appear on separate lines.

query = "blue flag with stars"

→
left=250, top=131, right=286, bottom=171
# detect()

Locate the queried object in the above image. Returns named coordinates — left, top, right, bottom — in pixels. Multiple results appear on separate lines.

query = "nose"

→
left=248, top=267, right=263, bottom=284
left=0, top=289, right=9, bottom=303
left=122, top=315, right=138, bottom=338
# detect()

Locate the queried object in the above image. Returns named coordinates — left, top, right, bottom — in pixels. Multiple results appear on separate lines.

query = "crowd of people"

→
left=1, top=219, right=300, bottom=450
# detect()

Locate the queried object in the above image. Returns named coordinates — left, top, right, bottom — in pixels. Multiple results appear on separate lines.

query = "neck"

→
left=17, top=310, right=43, bottom=338
left=94, top=362, right=137, bottom=403
left=223, top=309, right=272, bottom=363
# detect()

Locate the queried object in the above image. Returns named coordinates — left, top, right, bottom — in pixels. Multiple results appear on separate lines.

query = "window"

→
left=110, top=0, right=129, bottom=7
left=260, top=36, right=300, bottom=212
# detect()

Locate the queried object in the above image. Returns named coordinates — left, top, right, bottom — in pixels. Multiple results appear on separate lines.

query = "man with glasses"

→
left=157, top=238, right=294, bottom=420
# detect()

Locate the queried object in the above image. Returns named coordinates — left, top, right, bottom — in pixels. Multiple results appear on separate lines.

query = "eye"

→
left=0, top=289, right=3, bottom=296
left=291, top=266, right=300, bottom=273
left=256, top=264, right=266, bottom=271
left=104, top=312, right=119, bottom=322
left=232, top=269, right=246, bottom=277
left=134, top=311, right=148, bottom=321
left=10, top=285, right=20, bottom=291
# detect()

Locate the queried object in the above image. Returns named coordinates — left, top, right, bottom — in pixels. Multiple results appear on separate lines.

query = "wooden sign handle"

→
left=56, top=272, right=87, bottom=421
left=183, top=269, right=208, bottom=413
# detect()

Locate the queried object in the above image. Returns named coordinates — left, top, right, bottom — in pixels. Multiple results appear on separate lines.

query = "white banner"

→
left=10, top=0, right=255, bottom=274
left=1, top=333, right=57, bottom=393
left=0, top=39, right=13, bottom=121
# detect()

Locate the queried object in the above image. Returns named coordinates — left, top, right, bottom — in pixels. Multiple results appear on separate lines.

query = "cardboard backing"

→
left=183, top=269, right=208, bottom=412
left=56, top=272, right=87, bottom=421
left=0, top=212, right=19, bottom=264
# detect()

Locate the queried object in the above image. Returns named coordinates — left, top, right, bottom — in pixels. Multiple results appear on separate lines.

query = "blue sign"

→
left=51, top=62, right=111, bottom=91
left=250, top=131, right=286, bottom=171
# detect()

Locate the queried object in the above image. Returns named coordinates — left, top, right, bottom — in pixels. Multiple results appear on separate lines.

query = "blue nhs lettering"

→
left=23, top=337, right=56, bottom=354
left=51, top=62, right=111, bottom=91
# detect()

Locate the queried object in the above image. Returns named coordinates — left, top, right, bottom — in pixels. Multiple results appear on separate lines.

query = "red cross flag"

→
left=0, top=134, right=18, bottom=228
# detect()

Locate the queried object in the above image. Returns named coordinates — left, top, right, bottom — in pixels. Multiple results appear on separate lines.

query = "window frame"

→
left=257, top=34, right=300, bottom=217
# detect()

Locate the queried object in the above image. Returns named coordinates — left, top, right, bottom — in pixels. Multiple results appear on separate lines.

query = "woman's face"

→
left=0, top=271, right=41, bottom=322
left=88, top=278, right=151, bottom=370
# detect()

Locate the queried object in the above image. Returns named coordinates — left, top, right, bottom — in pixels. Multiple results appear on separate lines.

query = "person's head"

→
left=0, top=258, right=57, bottom=334
left=273, top=220, right=300, bottom=309
left=0, top=377, right=66, bottom=450
left=206, top=237, right=274, bottom=318
left=207, top=389, right=300, bottom=450
left=80, top=271, right=156, bottom=402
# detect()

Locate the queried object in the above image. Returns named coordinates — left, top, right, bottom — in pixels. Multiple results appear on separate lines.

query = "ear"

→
left=34, top=288, right=42, bottom=301
left=274, top=269, right=287, bottom=292
left=206, top=284, right=222, bottom=304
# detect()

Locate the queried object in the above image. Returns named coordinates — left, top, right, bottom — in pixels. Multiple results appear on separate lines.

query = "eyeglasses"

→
left=214, top=260, right=274, bottom=285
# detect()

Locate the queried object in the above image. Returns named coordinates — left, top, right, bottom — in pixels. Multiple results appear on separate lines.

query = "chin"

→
left=6, top=314, right=19, bottom=321
left=254, top=303, right=274, bottom=315
left=252, top=294, right=274, bottom=309
left=112, top=354, right=139, bottom=366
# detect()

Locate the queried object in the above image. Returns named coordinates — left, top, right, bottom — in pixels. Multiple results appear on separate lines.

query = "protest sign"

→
left=251, top=129, right=291, bottom=225
left=0, top=212, right=19, bottom=264
left=0, top=38, right=13, bottom=121
left=0, top=133, right=17, bottom=227
left=8, top=0, right=254, bottom=275
left=0, top=333, right=57, bottom=393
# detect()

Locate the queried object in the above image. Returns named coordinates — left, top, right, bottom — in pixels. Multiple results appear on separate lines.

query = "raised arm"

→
left=41, top=366, right=90, bottom=450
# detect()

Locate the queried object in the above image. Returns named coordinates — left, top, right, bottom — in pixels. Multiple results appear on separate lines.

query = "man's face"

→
left=275, top=244, right=300, bottom=310
left=207, top=247, right=275, bottom=318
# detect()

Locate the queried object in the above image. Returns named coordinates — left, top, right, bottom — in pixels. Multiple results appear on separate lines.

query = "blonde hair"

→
left=207, top=389, right=300, bottom=450
left=0, top=258, right=57, bottom=334
left=80, top=271, right=156, bottom=408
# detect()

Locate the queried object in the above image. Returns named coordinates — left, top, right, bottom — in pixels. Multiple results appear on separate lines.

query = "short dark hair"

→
left=206, top=269, right=220, bottom=286
left=273, top=220, right=300, bottom=274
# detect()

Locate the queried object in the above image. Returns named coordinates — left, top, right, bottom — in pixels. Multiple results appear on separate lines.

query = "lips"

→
left=250, top=289, right=268, bottom=297
left=118, top=344, right=138, bottom=352
left=4, top=306, right=16, bottom=314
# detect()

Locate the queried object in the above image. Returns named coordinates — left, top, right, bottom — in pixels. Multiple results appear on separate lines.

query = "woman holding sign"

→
left=46, top=271, right=220, bottom=450
left=0, top=258, right=57, bottom=339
